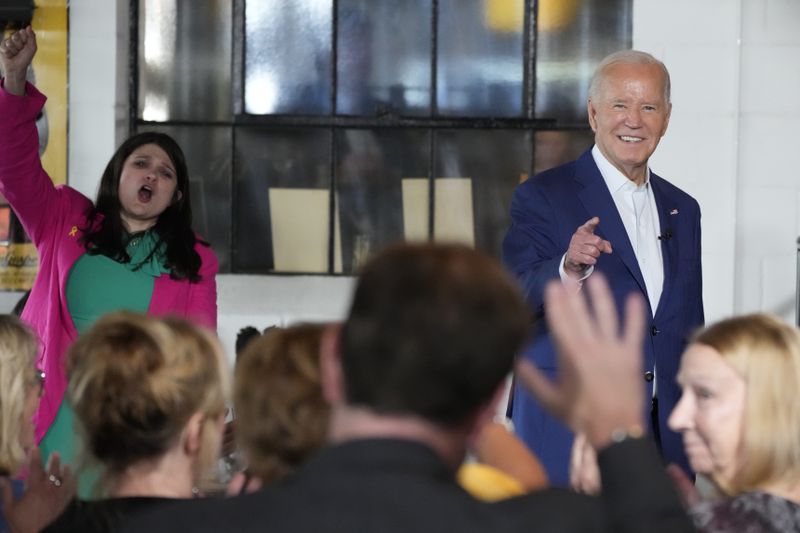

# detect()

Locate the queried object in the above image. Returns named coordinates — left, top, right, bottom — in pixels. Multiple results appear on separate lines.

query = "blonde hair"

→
left=0, top=315, right=39, bottom=475
left=234, top=323, right=329, bottom=483
left=691, top=314, right=800, bottom=495
left=67, top=312, right=230, bottom=481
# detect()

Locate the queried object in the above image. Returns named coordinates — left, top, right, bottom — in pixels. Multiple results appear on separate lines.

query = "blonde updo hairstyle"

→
left=0, top=315, right=39, bottom=475
left=690, top=313, right=800, bottom=496
left=67, top=312, right=229, bottom=482
left=234, top=323, right=329, bottom=483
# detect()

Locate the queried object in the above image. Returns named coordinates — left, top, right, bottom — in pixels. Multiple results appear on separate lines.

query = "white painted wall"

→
left=634, top=0, right=800, bottom=325
left=5, top=0, right=797, bottom=359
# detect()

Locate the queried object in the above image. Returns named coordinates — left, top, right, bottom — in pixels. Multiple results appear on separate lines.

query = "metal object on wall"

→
left=0, top=0, right=34, bottom=28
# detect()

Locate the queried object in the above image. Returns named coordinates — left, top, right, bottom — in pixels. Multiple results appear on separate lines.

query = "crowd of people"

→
left=1, top=24, right=800, bottom=533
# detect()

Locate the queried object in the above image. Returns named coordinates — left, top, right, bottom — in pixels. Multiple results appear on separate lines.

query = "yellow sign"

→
left=32, top=0, right=68, bottom=185
left=0, top=244, right=40, bottom=290
left=0, top=0, right=67, bottom=290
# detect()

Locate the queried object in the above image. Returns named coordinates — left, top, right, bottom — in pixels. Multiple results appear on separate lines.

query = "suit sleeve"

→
left=502, top=180, right=565, bottom=315
left=597, top=439, right=696, bottom=533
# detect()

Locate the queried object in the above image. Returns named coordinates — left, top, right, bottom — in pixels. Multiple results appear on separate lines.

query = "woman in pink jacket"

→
left=0, top=27, right=218, bottom=482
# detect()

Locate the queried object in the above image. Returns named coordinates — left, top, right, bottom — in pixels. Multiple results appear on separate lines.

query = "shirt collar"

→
left=591, top=144, right=650, bottom=192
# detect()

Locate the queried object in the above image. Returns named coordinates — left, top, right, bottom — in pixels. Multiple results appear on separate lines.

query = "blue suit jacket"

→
left=502, top=149, right=704, bottom=486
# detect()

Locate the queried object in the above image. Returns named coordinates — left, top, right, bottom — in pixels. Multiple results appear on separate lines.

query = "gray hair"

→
left=588, top=50, right=671, bottom=104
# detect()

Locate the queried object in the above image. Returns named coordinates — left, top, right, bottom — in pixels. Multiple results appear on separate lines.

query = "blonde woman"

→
left=668, top=314, right=800, bottom=531
left=42, top=312, right=229, bottom=533
left=0, top=315, right=73, bottom=532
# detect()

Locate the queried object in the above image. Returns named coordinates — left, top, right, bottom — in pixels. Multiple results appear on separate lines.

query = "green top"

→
left=66, top=230, right=170, bottom=334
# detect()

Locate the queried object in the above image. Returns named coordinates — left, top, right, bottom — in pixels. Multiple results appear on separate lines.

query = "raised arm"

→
left=0, top=27, right=70, bottom=245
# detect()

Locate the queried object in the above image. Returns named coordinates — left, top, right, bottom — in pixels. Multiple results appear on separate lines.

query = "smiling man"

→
left=503, top=50, right=704, bottom=486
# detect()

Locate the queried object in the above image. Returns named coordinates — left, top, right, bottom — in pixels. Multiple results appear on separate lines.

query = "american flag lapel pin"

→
left=670, top=208, right=679, bottom=215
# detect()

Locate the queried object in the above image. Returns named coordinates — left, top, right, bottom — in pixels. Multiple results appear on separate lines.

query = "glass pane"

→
left=533, top=129, right=595, bottom=175
left=234, top=128, right=330, bottom=273
left=438, top=0, right=524, bottom=117
left=245, top=0, right=332, bottom=115
left=434, top=130, right=532, bottom=256
left=140, top=125, right=232, bottom=272
left=535, top=0, right=632, bottom=122
left=336, top=129, right=429, bottom=273
left=336, top=1, right=431, bottom=116
left=138, top=0, right=232, bottom=121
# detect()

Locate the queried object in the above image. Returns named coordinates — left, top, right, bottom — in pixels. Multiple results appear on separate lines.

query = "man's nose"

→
left=625, top=107, right=643, bottom=127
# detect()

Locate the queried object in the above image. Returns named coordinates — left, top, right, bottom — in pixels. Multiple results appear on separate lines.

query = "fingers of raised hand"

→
left=544, top=280, right=594, bottom=357
left=621, top=292, right=647, bottom=367
left=585, top=275, right=618, bottom=340
left=515, top=358, right=565, bottom=421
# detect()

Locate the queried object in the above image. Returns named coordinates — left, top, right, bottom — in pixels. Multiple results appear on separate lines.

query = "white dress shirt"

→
left=559, top=146, right=664, bottom=314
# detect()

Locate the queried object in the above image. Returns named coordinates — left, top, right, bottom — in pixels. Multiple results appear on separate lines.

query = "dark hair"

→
left=81, top=131, right=203, bottom=281
left=341, top=243, right=530, bottom=427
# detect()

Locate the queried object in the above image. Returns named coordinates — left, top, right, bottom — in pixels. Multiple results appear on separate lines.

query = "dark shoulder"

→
left=122, top=493, right=263, bottom=533
left=43, top=497, right=186, bottom=533
left=496, top=488, right=605, bottom=532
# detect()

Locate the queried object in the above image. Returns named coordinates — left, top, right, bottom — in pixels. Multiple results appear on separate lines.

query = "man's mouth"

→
left=619, top=135, right=643, bottom=143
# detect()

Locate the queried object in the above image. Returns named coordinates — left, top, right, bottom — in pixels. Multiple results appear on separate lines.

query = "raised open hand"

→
left=515, top=274, right=646, bottom=449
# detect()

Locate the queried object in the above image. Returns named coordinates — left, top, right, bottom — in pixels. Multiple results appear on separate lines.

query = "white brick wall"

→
left=636, top=0, right=800, bottom=325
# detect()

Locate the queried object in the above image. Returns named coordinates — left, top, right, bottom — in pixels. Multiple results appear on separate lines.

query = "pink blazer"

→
left=0, top=82, right=218, bottom=441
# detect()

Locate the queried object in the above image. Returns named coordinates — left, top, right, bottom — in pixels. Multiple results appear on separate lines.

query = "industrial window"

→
left=131, top=0, right=631, bottom=274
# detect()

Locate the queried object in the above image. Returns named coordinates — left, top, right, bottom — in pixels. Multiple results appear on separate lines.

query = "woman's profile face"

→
left=668, top=344, right=746, bottom=488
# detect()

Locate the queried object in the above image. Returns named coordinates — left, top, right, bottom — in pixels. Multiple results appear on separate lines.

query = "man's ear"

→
left=587, top=99, right=599, bottom=133
left=320, top=323, right=345, bottom=406
left=661, top=102, right=672, bottom=137
left=183, top=411, right=205, bottom=457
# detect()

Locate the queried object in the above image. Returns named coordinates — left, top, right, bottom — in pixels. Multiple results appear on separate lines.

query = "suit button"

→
left=651, top=326, right=660, bottom=336
left=644, top=371, right=654, bottom=382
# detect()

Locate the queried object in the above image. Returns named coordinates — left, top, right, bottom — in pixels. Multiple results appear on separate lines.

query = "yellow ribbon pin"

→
left=68, top=226, right=78, bottom=237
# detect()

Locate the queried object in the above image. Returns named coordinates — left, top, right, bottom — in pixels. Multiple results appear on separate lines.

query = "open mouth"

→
left=618, top=135, right=643, bottom=143
left=138, top=185, right=153, bottom=203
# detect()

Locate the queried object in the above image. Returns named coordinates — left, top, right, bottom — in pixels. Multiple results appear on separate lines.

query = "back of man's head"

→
left=340, top=243, right=530, bottom=427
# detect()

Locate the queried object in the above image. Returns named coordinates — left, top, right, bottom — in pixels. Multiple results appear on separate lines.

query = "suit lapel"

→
left=650, top=175, right=678, bottom=318
left=573, top=152, right=648, bottom=298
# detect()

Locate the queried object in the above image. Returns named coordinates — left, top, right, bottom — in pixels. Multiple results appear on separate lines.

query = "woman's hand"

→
left=0, top=449, right=75, bottom=533
left=0, top=26, right=37, bottom=96
left=569, top=432, right=601, bottom=495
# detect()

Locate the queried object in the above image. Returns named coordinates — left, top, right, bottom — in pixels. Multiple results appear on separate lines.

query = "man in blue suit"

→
left=503, top=50, right=704, bottom=486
